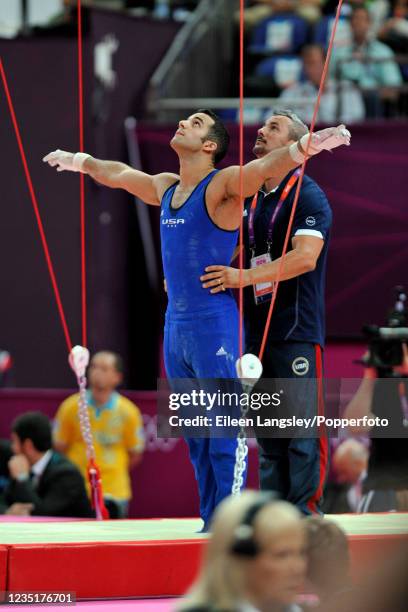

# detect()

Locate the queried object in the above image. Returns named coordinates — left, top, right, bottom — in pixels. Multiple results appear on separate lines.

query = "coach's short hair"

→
left=268, top=109, right=309, bottom=141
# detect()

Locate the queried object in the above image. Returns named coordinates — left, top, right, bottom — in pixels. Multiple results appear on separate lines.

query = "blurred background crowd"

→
left=0, top=0, right=407, bottom=120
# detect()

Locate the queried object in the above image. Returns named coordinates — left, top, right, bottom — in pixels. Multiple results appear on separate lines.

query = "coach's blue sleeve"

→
left=291, top=181, right=332, bottom=240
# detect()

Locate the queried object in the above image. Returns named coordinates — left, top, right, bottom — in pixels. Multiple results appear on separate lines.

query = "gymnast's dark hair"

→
left=12, top=411, right=52, bottom=452
left=197, top=109, right=230, bottom=166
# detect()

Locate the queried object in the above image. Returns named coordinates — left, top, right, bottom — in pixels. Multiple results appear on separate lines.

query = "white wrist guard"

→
left=72, top=152, right=91, bottom=173
left=289, top=141, right=306, bottom=164
left=289, top=134, right=319, bottom=164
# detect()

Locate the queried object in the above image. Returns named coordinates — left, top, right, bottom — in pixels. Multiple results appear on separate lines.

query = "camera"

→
left=362, top=286, right=408, bottom=373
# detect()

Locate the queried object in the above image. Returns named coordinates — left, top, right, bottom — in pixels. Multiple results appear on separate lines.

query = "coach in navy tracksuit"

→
left=201, top=110, right=333, bottom=514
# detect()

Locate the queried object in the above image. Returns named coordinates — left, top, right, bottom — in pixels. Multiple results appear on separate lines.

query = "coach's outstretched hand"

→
left=43, top=149, right=90, bottom=173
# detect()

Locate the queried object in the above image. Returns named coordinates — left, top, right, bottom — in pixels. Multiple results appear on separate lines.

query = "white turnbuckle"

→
left=69, top=345, right=90, bottom=379
left=236, top=353, right=263, bottom=391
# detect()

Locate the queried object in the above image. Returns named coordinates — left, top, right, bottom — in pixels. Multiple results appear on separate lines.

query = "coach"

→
left=201, top=110, right=334, bottom=514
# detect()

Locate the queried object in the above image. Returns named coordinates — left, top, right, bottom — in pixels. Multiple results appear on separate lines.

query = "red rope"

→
left=77, top=0, right=87, bottom=348
left=258, top=0, right=344, bottom=361
left=238, top=0, right=245, bottom=359
left=0, top=59, right=73, bottom=352
left=76, top=1, right=107, bottom=521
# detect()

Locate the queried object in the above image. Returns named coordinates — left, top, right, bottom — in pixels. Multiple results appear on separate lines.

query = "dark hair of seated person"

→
left=12, top=412, right=52, bottom=452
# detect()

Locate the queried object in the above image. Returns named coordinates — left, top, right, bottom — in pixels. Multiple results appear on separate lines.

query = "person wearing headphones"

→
left=179, top=490, right=306, bottom=612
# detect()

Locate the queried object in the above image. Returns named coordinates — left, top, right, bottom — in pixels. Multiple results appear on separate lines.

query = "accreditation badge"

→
left=250, top=252, right=275, bottom=305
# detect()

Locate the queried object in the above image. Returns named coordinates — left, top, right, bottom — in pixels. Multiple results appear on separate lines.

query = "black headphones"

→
left=230, top=492, right=279, bottom=558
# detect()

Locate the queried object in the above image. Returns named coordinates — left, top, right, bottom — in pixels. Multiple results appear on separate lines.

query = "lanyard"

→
left=248, top=168, right=301, bottom=254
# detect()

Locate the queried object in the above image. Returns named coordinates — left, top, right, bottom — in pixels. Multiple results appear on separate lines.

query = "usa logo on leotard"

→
left=162, top=219, right=185, bottom=226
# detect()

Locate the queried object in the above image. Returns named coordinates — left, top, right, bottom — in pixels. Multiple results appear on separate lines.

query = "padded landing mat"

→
left=0, top=518, right=204, bottom=545
left=1, top=514, right=407, bottom=545
left=0, top=514, right=407, bottom=599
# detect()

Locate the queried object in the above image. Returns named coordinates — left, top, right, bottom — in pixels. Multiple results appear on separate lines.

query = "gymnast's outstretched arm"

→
left=43, top=150, right=178, bottom=205
left=222, top=125, right=350, bottom=200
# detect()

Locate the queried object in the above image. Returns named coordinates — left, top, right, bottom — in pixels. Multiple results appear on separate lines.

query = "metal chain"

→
left=76, top=374, right=95, bottom=461
left=77, top=373, right=105, bottom=519
left=231, top=384, right=251, bottom=496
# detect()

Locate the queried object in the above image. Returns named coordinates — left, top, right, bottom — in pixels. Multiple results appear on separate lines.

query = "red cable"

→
left=77, top=0, right=87, bottom=348
left=77, top=1, right=106, bottom=521
left=258, top=0, right=344, bottom=361
left=0, top=59, right=73, bottom=353
left=238, top=0, right=245, bottom=359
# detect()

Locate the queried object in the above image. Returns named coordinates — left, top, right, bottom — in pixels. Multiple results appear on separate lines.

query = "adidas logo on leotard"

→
left=216, top=346, right=228, bottom=356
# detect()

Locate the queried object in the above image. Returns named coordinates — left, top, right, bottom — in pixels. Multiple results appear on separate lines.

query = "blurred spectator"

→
left=128, top=0, right=199, bottom=19
left=2, top=411, right=93, bottom=517
left=240, top=1, right=274, bottom=32
left=378, top=0, right=408, bottom=53
left=242, top=0, right=321, bottom=32
left=368, top=1, right=391, bottom=36
left=279, top=44, right=365, bottom=123
left=305, top=517, right=352, bottom=611
left=245, top=0, right=309, bottom=97
left=297, top=0, right=324, bottom=24
left=330, top=6, right=403, bottom=114
left=250, top=1, right=309, bottom=54
left=0, top=439, right=12, bottom=512
left=343, top=344, right=408, bottom=512
left=54, top=351, right=144, bottom=518
left=178, top=491, right=306, bottom=612
left=332, top=439, right=368, bottom=485
left=322, top=438, right=369, bottom=513
left=323, top=0, right=389, bottom=28
left=313, top=12, right=352, bottom=50
left=0, top=350, right=13, bottom=387
left=327, top=545, right=408, bottom=612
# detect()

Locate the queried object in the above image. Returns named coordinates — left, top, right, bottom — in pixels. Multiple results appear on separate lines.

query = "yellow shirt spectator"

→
left=53, top=391, right=144, bottom=501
